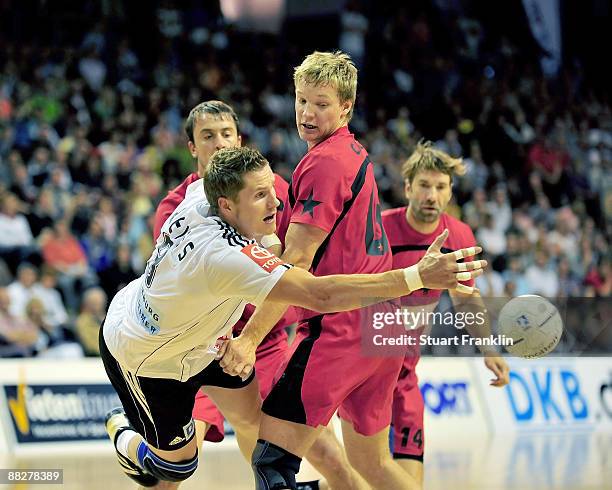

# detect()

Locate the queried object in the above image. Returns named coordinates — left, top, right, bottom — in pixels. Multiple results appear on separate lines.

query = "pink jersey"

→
left=287, top=125, right=391, bottom=276
left=382, top=207, right=477, bottom=303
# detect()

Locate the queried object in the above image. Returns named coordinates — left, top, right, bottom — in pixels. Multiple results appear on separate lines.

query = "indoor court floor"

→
left=1, top=431, right=610, bottom=489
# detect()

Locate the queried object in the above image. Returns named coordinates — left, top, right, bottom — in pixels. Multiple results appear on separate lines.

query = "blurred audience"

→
left=0, top=1, right=609, bottom=358
left=75, top=287, right=107, bottom=357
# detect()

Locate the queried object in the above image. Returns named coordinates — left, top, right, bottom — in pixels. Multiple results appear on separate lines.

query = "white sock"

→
left=116, top=429, right=139, bottom=459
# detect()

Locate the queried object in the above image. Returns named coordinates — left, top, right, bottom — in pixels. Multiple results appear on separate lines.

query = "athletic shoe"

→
left=105, top=407, right=159, bottom=487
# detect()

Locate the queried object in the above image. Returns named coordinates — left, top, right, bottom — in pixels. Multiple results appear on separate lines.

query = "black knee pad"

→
left=252, top=439, right=302, bottom=490
left=137, top=443, right=198, bottom=482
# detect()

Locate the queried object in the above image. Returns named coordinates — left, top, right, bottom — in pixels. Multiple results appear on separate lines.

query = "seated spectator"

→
left=476, top=212, right=506, bottom=261
left=557, top=255, right=583, bottom=297
left=25, top=297, right=83, bottom=358
left=98, top=242, right=137, bottom=298
left=0, top=192, right=37, bottom=274
left=7, top=262, right=39, bottom=318
left=487, top=185, right=512, bottom=233
left=75, top=287, right=107, bottom=356
left=525, top=250, right=559, bottom=297
left=475, top=259, right=505, bottom=297
left=36, top=266, right=70, bottom=333
left=527, top=136, right=571, bottom=207
left=584, top=257, right=612, bottom=297
left=40, top=219, right=97, bottom=311
left=80, top=215, right=114, bottom=273
left=0, top=286, right=38, bottom=357
left=26, top=187, right=57, bottom=237
left=501, top=256, right=531, bottom=297
left=8, top=160, right=37, bottom=204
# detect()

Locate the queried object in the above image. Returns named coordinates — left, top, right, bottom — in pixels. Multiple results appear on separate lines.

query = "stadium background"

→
left=0, top=1, right=610, bottom=489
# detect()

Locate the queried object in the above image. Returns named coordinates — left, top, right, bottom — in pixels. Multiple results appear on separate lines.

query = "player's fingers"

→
left=453, top=246, right=482, bottom=260
left=239, top=365, right=253, bottom=382
left=223, top=361, right=243, bottom=376
left=469, top=268, right=484, bottom=279
left=499, top=363, right=510, bottom=385
left=454, top=283, right=474, bottom=294
left=456, top=260, right=487, bottom=272
left=218, top=351, right=231, bottom=368
left=456, top=272, right=472, bottom=281
left=426, top=229, right=448, bottom=253
left=454, top=267, right=484, bottom=284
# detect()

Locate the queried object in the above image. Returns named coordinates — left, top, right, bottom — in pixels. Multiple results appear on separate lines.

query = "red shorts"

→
left=193, top=328, right=289, bottom=442
left=263, top=313, right=405, bottom=436
left=391, top=355, right=424, bottom=459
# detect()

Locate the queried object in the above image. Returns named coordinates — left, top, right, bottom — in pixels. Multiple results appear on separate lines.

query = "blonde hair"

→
left=402, top=140, right=466, bottom=183
left=293, top=51, right=357, bottom=122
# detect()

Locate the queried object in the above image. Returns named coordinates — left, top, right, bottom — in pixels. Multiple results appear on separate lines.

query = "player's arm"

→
left=449, top=289, right=509, bottom=387
left=220, top=230, right=487, bottom=377
left=218, top=222, right=326, bottom=377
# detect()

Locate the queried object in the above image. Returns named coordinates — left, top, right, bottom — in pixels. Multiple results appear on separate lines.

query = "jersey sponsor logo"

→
left=169, top=436, right=185, bottom=446
left=241, top=244, right=286, bottom=272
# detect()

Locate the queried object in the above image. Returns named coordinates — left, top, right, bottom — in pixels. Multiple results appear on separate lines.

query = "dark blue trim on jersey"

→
left=288, top=179, right=296, bottom=208
left=391, top=245, right=454, bottom=254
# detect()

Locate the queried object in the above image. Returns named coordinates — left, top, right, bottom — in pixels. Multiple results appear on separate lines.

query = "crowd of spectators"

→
left=0, top=1, right=609, bottom=358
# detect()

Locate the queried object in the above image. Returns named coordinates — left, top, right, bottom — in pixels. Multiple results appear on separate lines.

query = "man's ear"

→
left=404, top=179, right=411, bottom=198
left=218, top=196, right=232, bottom=214
left=188, top=140, right=197, bottom=158
left=342, top=100, right=352, bottom=118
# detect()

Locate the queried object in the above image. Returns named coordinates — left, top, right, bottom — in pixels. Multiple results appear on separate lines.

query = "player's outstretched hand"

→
left=415, top=229, right=487, bottom=294
left=484, top=354, right=510, bottom=387
left=219, top=335, right=256, bottom=380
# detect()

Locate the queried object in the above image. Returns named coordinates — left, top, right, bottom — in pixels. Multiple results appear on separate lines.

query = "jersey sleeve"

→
left=154, top=193, right=179, bottom=241
left=204, top=240, right=292, bottom=307
left=290, top=156, right=351, bottom=233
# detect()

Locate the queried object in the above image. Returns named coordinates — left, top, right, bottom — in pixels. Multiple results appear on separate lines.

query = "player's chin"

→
left=420, top=210, right=440, bottom=221
left=260, top=219, right=276, bottom=235
left=298, top=128, right=318, bottom=143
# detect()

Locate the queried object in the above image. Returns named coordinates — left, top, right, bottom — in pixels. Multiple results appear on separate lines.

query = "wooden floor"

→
left=2, top=431, right=610, bottom=489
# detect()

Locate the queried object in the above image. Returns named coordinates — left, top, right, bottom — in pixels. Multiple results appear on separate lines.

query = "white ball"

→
left=497, top=295, right=563, bottom=359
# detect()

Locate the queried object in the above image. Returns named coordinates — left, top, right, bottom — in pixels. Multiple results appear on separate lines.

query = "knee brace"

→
left=252, top=439, right=302, bottom=490
left=136, top=442, right=198, bottom=482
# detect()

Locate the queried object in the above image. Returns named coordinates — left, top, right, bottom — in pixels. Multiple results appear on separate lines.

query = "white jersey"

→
left=103, top=179, right=291, bottom=381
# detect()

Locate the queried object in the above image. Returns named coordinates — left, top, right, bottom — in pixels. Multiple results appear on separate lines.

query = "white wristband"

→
left=403, top=265, right=424, bottom=292
left=260, top=234, right=281, bottom=248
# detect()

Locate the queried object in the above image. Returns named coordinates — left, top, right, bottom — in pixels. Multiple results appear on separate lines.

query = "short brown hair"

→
left=294, top=51, right=357, bottom=122
left=203, top=147, right=269, bottom=215
left=402, top=140, right=466, bottom=183
left=184, top=100, right=240, bottom=143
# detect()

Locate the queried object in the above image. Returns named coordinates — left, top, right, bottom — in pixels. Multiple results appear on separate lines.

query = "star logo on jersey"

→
left=298, top=190, right=322, bottom=218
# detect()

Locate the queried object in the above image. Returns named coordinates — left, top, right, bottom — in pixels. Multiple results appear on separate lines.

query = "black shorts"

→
left=99, top=327, right=255, bottom=451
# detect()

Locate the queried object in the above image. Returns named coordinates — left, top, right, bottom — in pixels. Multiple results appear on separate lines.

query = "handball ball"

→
left=498, top=295, right=563, bottom=359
